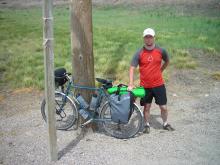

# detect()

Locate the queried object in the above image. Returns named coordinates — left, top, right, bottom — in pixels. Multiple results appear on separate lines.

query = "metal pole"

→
left=43, top=0, right=58, bottom=161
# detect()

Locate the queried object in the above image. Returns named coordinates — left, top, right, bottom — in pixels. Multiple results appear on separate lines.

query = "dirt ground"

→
left=0, top=0, right=220, bottom=164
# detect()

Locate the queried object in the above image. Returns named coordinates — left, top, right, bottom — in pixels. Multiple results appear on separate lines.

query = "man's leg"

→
left=153, top=85, right=174, bottom=131
left=159, top=105, right=168, bottom=125
left=144, top=103, right=151, bottom=124
left=142, top=88, right=153, bottom=133
left=159, top=105, right=174, bottom=131
left=143, top=103, right=151, bottom=133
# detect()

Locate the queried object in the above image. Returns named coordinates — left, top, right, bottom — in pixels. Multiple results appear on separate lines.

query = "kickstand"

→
left=80, top=118, right=93, bottom=128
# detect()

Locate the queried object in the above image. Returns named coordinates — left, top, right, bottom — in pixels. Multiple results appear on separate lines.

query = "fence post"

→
left=43, top=0, right=58, bottom=161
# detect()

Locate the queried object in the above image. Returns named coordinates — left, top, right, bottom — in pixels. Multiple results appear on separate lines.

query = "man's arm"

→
left=161, top=59, right=169, bottom=72
left=128, top=48, right=142, bottom=90
left=161, top=48, right=169, bottom=72
left=128, top=66, right=135, bottom=90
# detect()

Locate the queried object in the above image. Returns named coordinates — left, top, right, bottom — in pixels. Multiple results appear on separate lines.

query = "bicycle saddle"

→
left=96, top=78, right=113, bottom=89
left=96, top=78, right=112, bottom=84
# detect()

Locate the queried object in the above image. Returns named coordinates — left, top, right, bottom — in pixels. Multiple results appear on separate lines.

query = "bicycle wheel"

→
left=100, top=102, right=143, bottom=139
left=41, top=92, right=78, bottom=130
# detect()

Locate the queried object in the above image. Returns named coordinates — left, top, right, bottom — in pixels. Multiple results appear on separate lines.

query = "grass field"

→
left=0, top=4, right=220, bottom=89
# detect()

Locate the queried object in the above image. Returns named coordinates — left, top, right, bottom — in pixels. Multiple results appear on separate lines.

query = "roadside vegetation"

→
left=0, top=4, right=219, bottom=89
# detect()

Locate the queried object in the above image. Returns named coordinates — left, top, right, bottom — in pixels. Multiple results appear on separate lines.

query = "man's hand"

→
left=128, top=84, right=135, bottom=91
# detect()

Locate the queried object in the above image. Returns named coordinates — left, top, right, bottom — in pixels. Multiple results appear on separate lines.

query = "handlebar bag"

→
left=54, top=68, right=67, bottom=86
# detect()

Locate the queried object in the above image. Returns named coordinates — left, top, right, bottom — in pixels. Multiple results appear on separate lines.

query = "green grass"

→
left=0, top=5, right=220, bottom=89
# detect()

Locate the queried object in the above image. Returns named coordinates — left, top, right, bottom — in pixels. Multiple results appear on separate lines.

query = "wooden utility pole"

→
left=70, top=0, right=95, bottom=102
left=43, top=0, right=58, bottom=161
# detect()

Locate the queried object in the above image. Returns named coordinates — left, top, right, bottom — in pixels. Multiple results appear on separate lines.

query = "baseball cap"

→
left=143, top=28, right=155, bottom=37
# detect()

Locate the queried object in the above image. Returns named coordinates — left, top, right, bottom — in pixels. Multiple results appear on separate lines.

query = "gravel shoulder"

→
left=0, top=52, right=220, bottom=165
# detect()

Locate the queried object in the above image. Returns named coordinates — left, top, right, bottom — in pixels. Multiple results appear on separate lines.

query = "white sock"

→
left=163, top=122, right=168, bottom=126
left=145, top=122, right=150, bottom=127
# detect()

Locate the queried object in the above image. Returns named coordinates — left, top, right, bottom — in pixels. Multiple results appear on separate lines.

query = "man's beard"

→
left=144, top=43, right=155, bottom=50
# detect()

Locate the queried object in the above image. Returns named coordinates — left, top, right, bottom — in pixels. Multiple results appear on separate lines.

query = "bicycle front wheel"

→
left=100, top=102, right=143, bottom=139
left=41, top=92, right=78, bottom=130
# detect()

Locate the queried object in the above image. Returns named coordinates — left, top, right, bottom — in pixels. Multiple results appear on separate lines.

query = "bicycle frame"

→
left=58, top=76, right=111, bottom=127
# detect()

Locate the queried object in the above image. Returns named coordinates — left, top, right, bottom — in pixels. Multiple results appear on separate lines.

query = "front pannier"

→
left=54, top=68, right=67, bottom=86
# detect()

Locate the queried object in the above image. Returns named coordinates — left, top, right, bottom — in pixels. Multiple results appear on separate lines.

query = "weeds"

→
left=211, top=72, right=220, bottom=81
left=170, top=49, right=197, bottom=69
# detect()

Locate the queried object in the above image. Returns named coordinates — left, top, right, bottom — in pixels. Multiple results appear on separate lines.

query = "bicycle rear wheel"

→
left=100, top=102, right=143, bottom=139
left=41, top=92, right=78, bottom=130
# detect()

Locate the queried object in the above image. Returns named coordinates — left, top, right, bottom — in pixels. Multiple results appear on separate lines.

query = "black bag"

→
left=54, top=68, right=67, bottom=86
left=109, top=85, right=134, bottom=124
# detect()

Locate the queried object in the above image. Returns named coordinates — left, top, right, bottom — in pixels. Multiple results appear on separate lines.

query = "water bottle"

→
left=76, top=93, right=89, bottom=109
left=89, top=94, right=98, bottom=111
left=79, top=109, right=89, bottom=120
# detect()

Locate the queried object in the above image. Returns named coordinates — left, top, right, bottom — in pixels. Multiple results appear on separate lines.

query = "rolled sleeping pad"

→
left=107, top=86, right=146, bottom=98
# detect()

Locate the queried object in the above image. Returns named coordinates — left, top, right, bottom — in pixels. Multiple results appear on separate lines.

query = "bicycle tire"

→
left=41, top=92, right=78, bottom=130
left=100, top=102, right=143, bottom=139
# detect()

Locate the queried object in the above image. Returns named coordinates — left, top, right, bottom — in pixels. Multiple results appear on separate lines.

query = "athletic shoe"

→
left=163, top=124, right=175, bottom=131
left=143, top=125, right=150, bottom=134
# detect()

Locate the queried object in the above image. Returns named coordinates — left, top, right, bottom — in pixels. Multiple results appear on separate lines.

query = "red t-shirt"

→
left=131, top=45, right=169, bottom=88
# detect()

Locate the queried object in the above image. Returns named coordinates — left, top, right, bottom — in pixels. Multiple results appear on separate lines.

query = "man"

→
left=128, top=28, right=174, bottom=133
